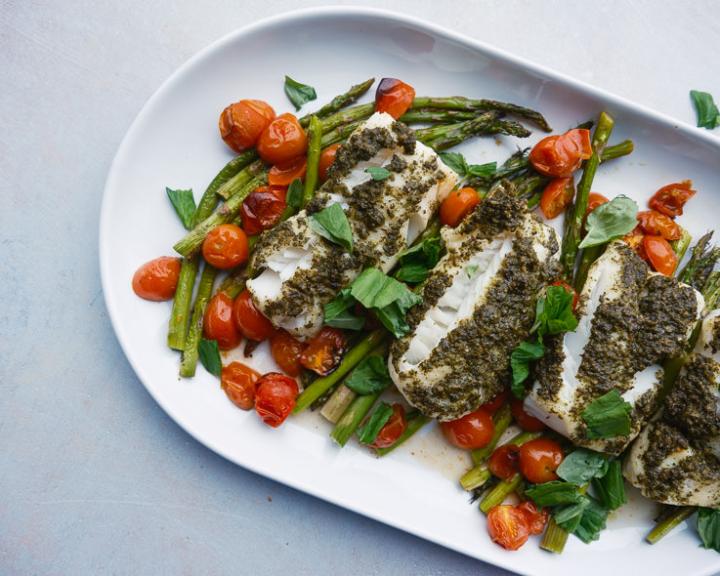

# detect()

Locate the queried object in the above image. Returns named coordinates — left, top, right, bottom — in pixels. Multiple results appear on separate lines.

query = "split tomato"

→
left=270, top=330, right=305, bottom=377
left=488, top=444, right=520, bottom=480
left=254, top=372, right=299, bottom=428
left=487, top=505, right=531, bottom=551
left=539, top=177, right=574, bottom=219
left=268, top=156, right=307, bottom=186
left=637, top=209, right=682, bottom=241
left=299, top=327, right=347, bottom=375
left=648, top=180, right=696, bottom=217
left=375, top=78, right=416, bottom=119
left=221, top=362, right=260, bottom=410
left=219, top=99, right=275, bottom=153
left=240, top=185, right=287, bottom=236
left=529, top=128, right=592, bottom=178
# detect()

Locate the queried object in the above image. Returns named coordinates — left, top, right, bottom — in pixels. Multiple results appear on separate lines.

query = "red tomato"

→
left=240, top=186, right=287, bottom=236
left=539, top=177, right=575, bottom=219
left=269, top=330, right=305, bottom=377
left=440, top=409, right=494, bottom=450
left=132, top=256, right=181, bottom=301
left=375, top=78, right=416, bottom=119
left=203, top=293, right=241, bottom=350
left=219, top=99, right=275, bottom=153
left=268, top=156, right=307, bottom=186
left=510, top=398, right=545, bottom=432
left=623, top=225, right=646, bottom=253
left=518, top=438, right=564, bottom=484
left=202, top=224, right=249, bottom=270
left=643, top=235, right=678, bottom=276
left=517, top=501, right=549, bottom=535
left=439, top=187, right=480, bottom=227
left=257, top=113, right=307, bottom=165
left=488, top=444, right=520, bottom=480
left=299, top=327, right=348, bottom=375
left=637, top=210, right=682, bottom=241
left=318, top=143, right=341, bottom=181
left=233, top=290, right=275, bottom=341
left=487, top=505, right=531, bottom=551
left=481, top=389, right=509, bottom=414
left=221, top=362, right=260, bottom=410
left=254, top=372, right=298, bottom=428
left=529, top=129, right=592, bottom=178
left=551, top=280, right=579, bottom=311
left=586, top=192, right=609, bottom=216
left=648, top=180, right=696, bottom=217
left=371, top=404, right=408, bottom=449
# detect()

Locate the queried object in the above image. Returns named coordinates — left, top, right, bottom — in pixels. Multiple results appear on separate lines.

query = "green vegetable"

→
left=365, top=166, right=391, bottom=181
left=690, top=90, right=720, bottom=130
left=479, top=474, right=524, bottom=514
left=556, top=449, right=609, bottom=485
left=525, top=481, right=583, bottom=507
left=554, top=498, right=590, bottom=533
left=581, top=389, right=632, bottom=439
left=331, top=392, right=380, bottom=447
left=531, top=285, right=579, bottom=337
left=572, top=496, right=609, bottom=543
left=438, top=151, right=496, bottom=179
left=592, top=460, right=626, bottom=511
left=697, top=508, right=720, bottom=552
left=284, top=75, right=317, bottom=110
left=375, top=413, right=430, bottom=456
left=344, top=355, right=392, bottom=395
left=300, top=78, right=374, bottom=126
left=303, top=116, right=323, bottom=205
left=510, top=339, right=545, bottom=398
left=357, top=402, right=394, bottom=444
left=323, top=294, right=365, bottom=330
left=198, top=338, right=222, bottom=377
left=286, top=178, right=304, bottom=211
left=166, top=187, right=197, bottom=230
left=394, top=235, right=443, bottom=284
left=309, top=203, right=353, bottom=251
left=179, top=264, right=218, bottom=377
left=578, top=195, right=638, bottom=249
left=646, top=506, right=695, bottom=544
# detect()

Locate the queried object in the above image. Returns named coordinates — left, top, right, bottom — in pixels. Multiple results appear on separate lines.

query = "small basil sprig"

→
left=309, top=203, right=353, bottom=251
left=581, top=389, right=632, bottom=439
left=395, top=235, right=443, bottom=284
left=284, top=75, right=317, bottom=110
left=286, top=178, right=304, bottom=211
left=198, top=339, right=222, bottom=377
left=166, top=187, right=196, bottom=230
left=439, top=152, right=496, bottom=180
left=579, top=195, right=638, bottom=249
left=345, top=356, right=392, bottom=395
left=690, top=90, right=720, bottom=130
left=365, top=167, right=391, bottom=181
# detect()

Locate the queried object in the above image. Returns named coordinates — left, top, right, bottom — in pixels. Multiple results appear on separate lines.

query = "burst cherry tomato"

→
left=643, top=235, right=677, bottom=276
left=240, top=186, right=287, bottom=236
left=440, top=408, right=494, bottom=450
left=318, top=143, right=341, bottom=181
left=551, top=280, right=578, bottom=310
left=257, top=113, right=307, bottom=165
left=221, top=362, right=260, bottom=410
left=132, top=256, right=181, bottom=301
left=439, top=187, right=480, bottom=227
left=623, top=225, right=645, bottom=252
left=268, top=156, right=307, bottom=186
left=517, top=501, right=549, bottom=535
left=375, top=78, right=416, bottom=119
left=219, top=99, right=275, bottom=153
left=648, top=180, right=696, bottom=217
left=510, top=398, right=545, bottom=432
left=269, top=330, right=305, bottom=377
left=299, top=327, right=347, bottom=375
left=586, top=192, right=609, bottom=216
left=637, top=210, right=682, bottom=241
left=203, top=292, right=241, bottom=350
left=487, top=505, right=531, bottom=551
left=233, top=290, right=275, bottom=341
left=202, top=224, right=249, bottom=270
left=481, top=389, right=509, bottom=414
left=488, top=444, right=520, bottom=480
left=539, top=177, right=575, bottom=219
left=518, top=438, right=564, bottom=484
left=529, top=129, right=592, bottom=178
left=371, top=404, right=408, bottom=449
left=254, top=372, right=298, bottom=428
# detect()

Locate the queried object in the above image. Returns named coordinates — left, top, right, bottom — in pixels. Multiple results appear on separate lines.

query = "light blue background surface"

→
left=2, top=1, right=719, bottom=574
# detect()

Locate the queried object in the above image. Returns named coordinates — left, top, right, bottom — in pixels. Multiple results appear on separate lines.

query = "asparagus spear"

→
left=646, top=506, right=696, bottom=544
left=179, top=264, right=218, bottom=377
left=400, top=109, right=476, bottom=123
left=331, top=392, right=381, bottom=447
left=480, top=473, right=524, bottom=514
left=303, top=116, right=322, bottom=206
left=320, top=382, right=357, bottom=423
left=299, top=78, right=374, bottom=127
left=471, top=404, right=512, bottom=465
left=215, top=159, right=266, bottom=199
left=417, top=114, right=532, bottom=150
left=672, top=227, right=692, bottom=265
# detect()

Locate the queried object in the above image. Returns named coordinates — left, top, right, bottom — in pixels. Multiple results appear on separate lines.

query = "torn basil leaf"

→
left=510, top=339, right=545, bottom=398
left=284, top=75, right=317, bottom=110
left=166, top=187, right=196, bottom=230
left=690, top=90, right=720, bottom=130
left=579, top=195, right=638, bottom=249
left=357, top=402, right=394, bottom=444
left=581, top=390, right=632, bottom=439
left=365, top=166, right=391, bottom=181
left=345, top=356, right=392, bottom=395
left=309, top=203, right=353, bottom=251
left=198, top=338, right=222, bottom=377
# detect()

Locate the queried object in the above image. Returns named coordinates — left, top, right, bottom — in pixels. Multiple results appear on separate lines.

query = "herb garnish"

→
left=697, top=508, right=720, bottom=552
left=357, top=402, right=394, bottom=444
left=395, top=235, right=443, bottom=284
left=690, top=90, right=720, bottom=130
left=581, top=389, right=632, bottom=439
left=579, top=195, right=638, bottom=249
left=439, top=152, right=496, bottom=179
left=365, top=166, right=391, bottom=181
left=284, top=75, right=317, bottom=110
left=286, top=178, right=304, bottom=211
left=345, top=356, right=392, bottom=395
left=556, top=449, right=609, bottom=485
left=309, top=203, right=353, bottom=251
left=198, top=338, right=222, bottom=376
left=166, top=187, right=196, bottom=230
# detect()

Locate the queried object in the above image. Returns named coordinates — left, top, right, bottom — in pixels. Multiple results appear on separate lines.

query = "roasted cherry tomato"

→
left=637, top=209, right=682, bottom=241
left=318, top=143, right=341, bottom=182
left=510, top=398, right=545, bottom=432
left=648, top=180, right=696, bottom=218
left=439, top=187, right=480, bottom=227
left=221, top=362, right=260, bottom=410
left=518, top=438, right=564, bottom=484
left=240, top=186, right=287, bottom=236
left=440, top=408, right=494, bottom=450
left=529, top=129, right=592, bottom=178
left=623, top=225, right=646, bottom=252
left=371, top=404, right=408, bottom=449
left=254, top=372, right=299, bottom=428
left=586, top=192, right=609, bottom=216
left=487, top=505, right=531, bottom=551
left=203, top=292, right=241, bottom=350
left=269, top=329, right=305, bottom=377
left=202, top=224, right=249, bottom=270
left=132, top=256, right=181, bottom=301
left=643, top=235, right=677, bottom=276
left=481, top=389, right=509, bottom=414
left=257, top=113, right=307, bottom=165
left=219, top=99, right=275, bottom=153
left=300, top=327, right=347, bottom=375
left=517, top=501, right=549, bottom=535
left=488, top=444, right=520, bottom=480
left=551, top=280, right=579, bottom=311
left=233, top=290, right=275, bottom=341
left=268, top=156, right=307, bottom=186
left=539, top=177, right=575, bottom=219
left=375, top=78, right=416, bottom=119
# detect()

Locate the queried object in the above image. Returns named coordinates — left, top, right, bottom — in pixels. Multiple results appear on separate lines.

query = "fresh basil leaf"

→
left=349, top=268, right=420, bottom=310
left=554, top=498, right=591, bottom=533
left=395, top=263, right=431, bottom=284
left=365, top=166, right=391, bottom=181
left=697, top=508, right=720, bottom=552
left=357, top=402, right=394, bottom=444
left=466, top=265, right=479, bottom=278
left=690, top=90, right=720, bottom=130
left=375, top=286, right=423, bottom=338
left=284, top=75, right=317, bottom=110
left=345, top=356, right=392, bottom=395
left=532, top=285, right=579, bottom=338
left=579, top=195, right=638, bottom=249
left=592, top=460, right=626, bottom=511
left=395, top=235, right=443, bottom=284
left=439, top=152, right=468, bottom=177
left=557, top=449, right=609, bottom=485
left=198, top=338, right=222, bottom=377
left=309, top=203, right=353, bottom=251
left=572, top=496, right=609, bottom=543
left=525, top=481, right=583, bottom=507
left=287, top=178, right=304, bottom=210
left=510, top=339, right=545, bottom=398
left=166, top=187, right=196, bottom=230
left=581, top=390, right=632, bottom=439
left=324, top=291, right=365, bottom=330
left=466, top=161, right=497, bottom=179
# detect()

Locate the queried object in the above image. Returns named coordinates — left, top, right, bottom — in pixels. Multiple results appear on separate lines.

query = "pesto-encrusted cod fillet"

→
left=388, top=182, right=560, bottom=421
left=524, top=241, right=704, bottom=455
left=247, top=112, right=458, bottom=339
left=624, top=309, right=720, bottom=508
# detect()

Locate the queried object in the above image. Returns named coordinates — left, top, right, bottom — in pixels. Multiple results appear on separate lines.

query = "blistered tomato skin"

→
left=221, top=362, right=261, bottom=410
left=637, top=209, right=682, bottom=241
left=487, top=505, right=531, bottom=551
left=254, top=372, right=299, bottom=427
left=132, top=256, right=181, bottom=301
left=270, top=330, right=305, bottom=377
left=299, top=327, right=347, bottom=376
left=233, top=290, right=275, bottom=341
left=643, top=235, right=678, bottom=276
left=203, top=293, right=241, bottom=350
left=648, top=180, right=696, bottom=217
left=257, top=113, right=308, bottom=166
left=240, top=186, right=287, bottom=236
left=375, top=78, right=416, bottom=119
left=202, top=224, right=249, bottom=270
left=268, top=157, right=307, bottom=187
left=488, top=444, right=520, bottom=480
left=517, top=501, right=549, bottom=535
left=529, top=129, right=592, bottom=178
left=539, top=177, right=574, bottom=219
left=219, top=99, right=275, bottom=153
